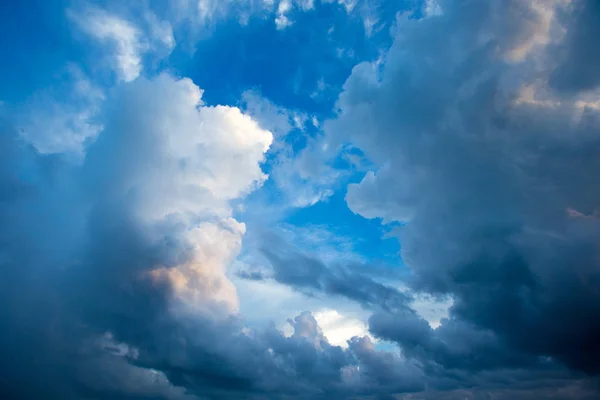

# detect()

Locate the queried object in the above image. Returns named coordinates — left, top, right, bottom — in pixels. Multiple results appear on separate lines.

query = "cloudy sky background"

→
left=2, top=0, right=600, bottom=399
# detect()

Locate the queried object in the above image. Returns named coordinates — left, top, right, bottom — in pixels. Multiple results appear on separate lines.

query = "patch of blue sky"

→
left=209, top=2, right=414, bottom=272
left=285, top=190, right=403, bottom=266
left=175, top=0, right=410, bottom=113
left=0, top=0, right=78, bottom=102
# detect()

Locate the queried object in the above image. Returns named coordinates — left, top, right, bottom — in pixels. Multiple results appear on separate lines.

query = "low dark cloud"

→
left=550, top=0, right=600, bottom=93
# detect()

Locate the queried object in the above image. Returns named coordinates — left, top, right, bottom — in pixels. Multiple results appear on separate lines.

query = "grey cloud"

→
left=549, top=0, right=600, bottom=93
left=323, top=0, right=600, bottom=396
left=258, top=234, right=412, bottom=312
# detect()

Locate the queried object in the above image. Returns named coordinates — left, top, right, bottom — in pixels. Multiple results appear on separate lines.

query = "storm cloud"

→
left=326, top=0, right=600, bottom=395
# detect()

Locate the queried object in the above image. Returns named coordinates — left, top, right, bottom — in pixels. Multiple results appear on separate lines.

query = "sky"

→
left=1, top=0, right=600, bottom=399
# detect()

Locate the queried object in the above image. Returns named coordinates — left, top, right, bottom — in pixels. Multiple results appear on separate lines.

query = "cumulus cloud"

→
left=0, top=74, right=274, bottom=397
left=322, top=0, right=600, bottom=393
left=82, top=74, right=272, bottom=317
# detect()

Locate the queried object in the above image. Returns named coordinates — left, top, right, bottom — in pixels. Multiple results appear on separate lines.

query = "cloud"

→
left=322, top=0, right=358, bottom=14
left=240, top=90, right=337, bottom=208
left=82, top=74, right=272, bottom=317
left=549, top=0, right=600, bottom=93
left=257, top=233, right=415, bottom=311
left=68, top=7, right=175, bottom=82
left=275, top=0, right=294, bottom=30
left=241, top=89, right=298, bottom=142
left=69, top=8, right=144, bottom=81
left=313, top=309, right=371, bottom=347
left=322, top=0, right=600, bottom=392
left=166, top=0, right=342, bottom=35
left=0, top=73, right=274, bottom=397
left=14, top=65, right=104, bottom=156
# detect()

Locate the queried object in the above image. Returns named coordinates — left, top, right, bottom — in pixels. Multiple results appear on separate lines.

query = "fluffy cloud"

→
left=83, top=74, right=272, bottom=318
left=0, top=74, right=274, bottom=397
left=313, top=309, right=371, bottom=347
left=323, top=0, right=600, bottom=393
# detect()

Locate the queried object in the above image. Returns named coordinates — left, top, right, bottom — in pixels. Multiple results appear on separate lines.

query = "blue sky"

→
left=3, top=1, right=600, bottom=399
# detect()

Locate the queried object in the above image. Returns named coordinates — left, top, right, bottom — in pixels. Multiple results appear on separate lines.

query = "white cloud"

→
left=424, top=0, right=442, bottom=17
left=233, top=273, right=375, bottom=345
left=296, top=0, right=315, bottom=11
left=86, top=74, right=272, bottom=315
left=275, top=0, right=293, bottom=29
left=197, top=0, right=225, bottom=20
left=68, top=7, right=175, bottom=82
left=271, top=150, right=337, bottom=207
left=168, top=0, right=273, bottom=29
left=69, top=8, right=143, bottom=81
left=314, top=309, right=371, bottom=347
left=94, top=75, right=271, bottom=220
left=322, top=0, right=357, bottom=13
left=16, top=65, right=104, bottom=157
left=362, top=15, right=378, bottom=37
left=145, top=11, right=176, bottom=51
left=162, top=0, right=361, bottom=36
left=241, top=89, right=296, bottom=141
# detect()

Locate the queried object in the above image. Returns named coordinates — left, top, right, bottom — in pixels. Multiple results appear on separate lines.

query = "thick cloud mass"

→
left=0, top=75, right=276, bottom=398
left=324, top=0, right=600, bottom=396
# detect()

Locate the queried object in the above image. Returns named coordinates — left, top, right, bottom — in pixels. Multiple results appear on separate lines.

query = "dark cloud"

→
left=549, top=0, right=600, bottom=93
left=323, top=0, right=600, bottom=397
left=258, top=235, right=412, bottom=311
